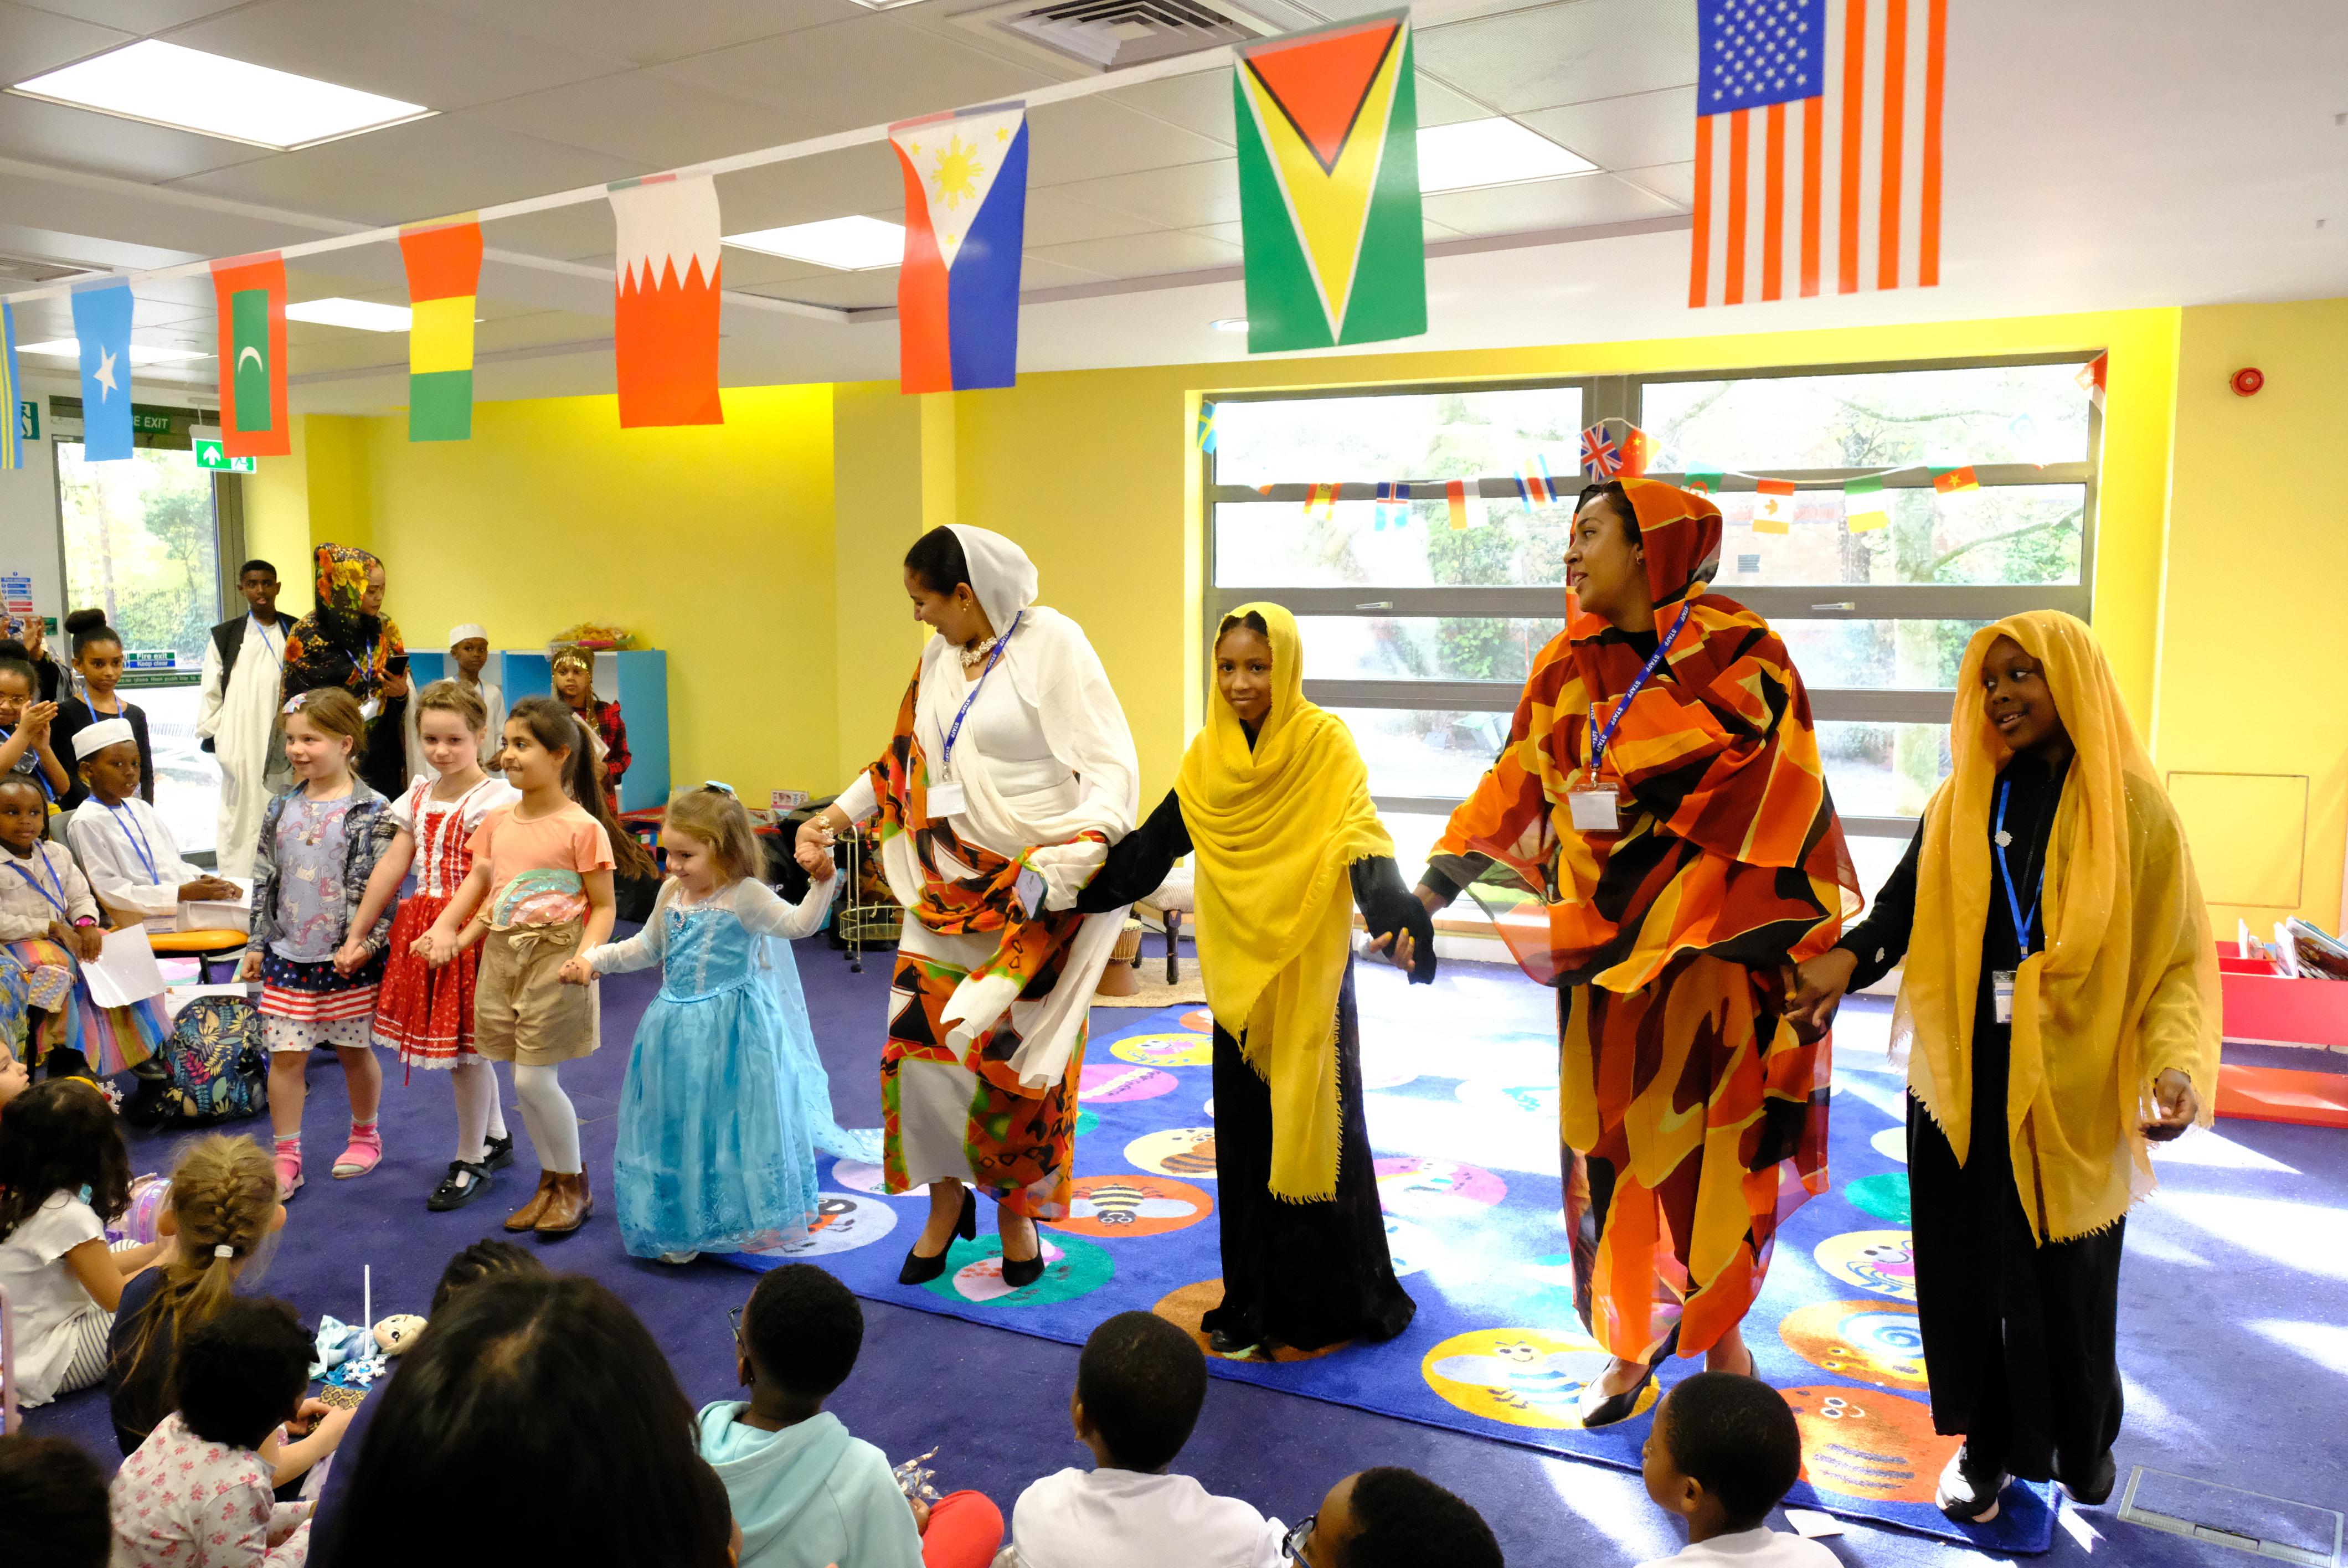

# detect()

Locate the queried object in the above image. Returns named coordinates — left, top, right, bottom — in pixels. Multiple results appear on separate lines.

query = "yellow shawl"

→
left=1176, top=604, right=1392, bottom=1202
left=1895, top=611, right=2220, bottom=1242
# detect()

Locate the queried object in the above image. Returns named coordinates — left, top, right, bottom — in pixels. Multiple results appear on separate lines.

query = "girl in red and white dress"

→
left=341, top=679, right=518, bottom=1212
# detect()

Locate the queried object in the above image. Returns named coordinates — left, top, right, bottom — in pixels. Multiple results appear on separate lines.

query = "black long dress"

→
left=1081, top=787, right=1425, bottom=1352
left=1837, top=752, right=2123, bottom=1491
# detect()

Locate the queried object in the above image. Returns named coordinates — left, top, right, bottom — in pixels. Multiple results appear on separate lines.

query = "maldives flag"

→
left=892, top=102, right=1028, bottom=393
left=212, top=253, right=290, bottom=458
left=607, top=174, right=722, bottom=427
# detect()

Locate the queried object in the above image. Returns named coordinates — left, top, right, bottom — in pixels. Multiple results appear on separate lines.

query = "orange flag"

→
left=607, top=174, right=722, bottom=427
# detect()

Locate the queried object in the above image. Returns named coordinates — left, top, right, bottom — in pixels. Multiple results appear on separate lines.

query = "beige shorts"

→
left=472, top=922, right=596, bottom=1067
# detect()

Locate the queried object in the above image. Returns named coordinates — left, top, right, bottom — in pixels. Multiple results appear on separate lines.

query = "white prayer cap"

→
left=448, top=623, right=487, bottom=647
left=74, top=718, right=135, bottom=761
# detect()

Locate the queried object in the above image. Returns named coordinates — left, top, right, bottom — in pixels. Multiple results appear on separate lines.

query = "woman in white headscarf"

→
left=798, top=525, right=1139, bottom=1288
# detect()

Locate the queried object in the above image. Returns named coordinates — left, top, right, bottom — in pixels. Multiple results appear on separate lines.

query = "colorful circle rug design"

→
left=1813, top=1230, right=1919, bottom=1301
left=1079, top=1062, right=1180, bottom=1102
left=1179, top=1009, right=1213, bottom=1033
left=827, top=1160, right=893, bottom=1197
left=1051, top=1174, right=1213, bottom=1239
left=1421, top=1326, right=1631, bottom=1430
left=1870, top=1126, right=1909, bottom=1163
left=1777, top=1299, right=1929, bottom=1390
left=923, top=1234, right=1113, bottom=1307
left=1150, top=1278, right=1342, bottom=1363
left=1383, top=1216, right=1442, bottom=1277
left=1374, top=1157, right=1507, bottom=1219
left=1782, top=1385, right=1953, bottom=1503
left=742, top=1193, right=898, bottom=1257
left=1454, top=1077, right=1558, bottom=1120
left=1125, top=1127, right=1219, bottom=1178
left=1074, top=1109, right=1100, bottom=1137
left=1845, top=1172, right=1913, bottom=1225
left=1110, top=1033, right=1214, bottom=1067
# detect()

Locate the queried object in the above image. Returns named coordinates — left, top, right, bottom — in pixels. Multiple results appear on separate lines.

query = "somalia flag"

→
left=892, top=101, right=1028, bottom=393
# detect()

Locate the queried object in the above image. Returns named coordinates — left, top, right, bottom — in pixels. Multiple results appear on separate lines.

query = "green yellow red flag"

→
left=400, top=216, right=482, bottom=442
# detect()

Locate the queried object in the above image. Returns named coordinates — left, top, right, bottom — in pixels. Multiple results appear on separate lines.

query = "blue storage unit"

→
left=496, top=648, right=669, bottom=813
left=406, top=649, right=449, bottom=687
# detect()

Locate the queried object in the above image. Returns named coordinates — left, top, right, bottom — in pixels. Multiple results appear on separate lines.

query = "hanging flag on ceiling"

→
left=1233, top=11, right=1425, bottom=354
left=1684, top=471, right=1725, bottom=495
left=1580, top=425, right=1623, bottom=477
left=2077, top=352, right=2108, bottom=411
left=399, top=216, right=482, bottom=442
left=1618, top=426, right=1656, bottom=477
left=1844, top=474, right=1888, bottom=532
left=1445, top=478, right=1473, bottom=531
left=1688, top=0, right=1948, bottom=307
left=608, top=173, right=723, bottom=427
left=893, top=102, right=1029, bottom=394
left=1752, top=476, right=1796, bottom=533
left=0, top=302, right=21, bottom=472
left=1196, top=401, right=1217, bottom=453
left=70, top=277, right=133, bottom=462
left=1931, top=465, right=1978, bottom=494
left=211, top=254, right=290, bottom=459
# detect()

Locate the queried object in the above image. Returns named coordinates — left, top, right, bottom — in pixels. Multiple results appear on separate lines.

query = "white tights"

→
left=512, top=1062, right=581, bottom=1175
left=450, top=1057, right=509, bottom=1164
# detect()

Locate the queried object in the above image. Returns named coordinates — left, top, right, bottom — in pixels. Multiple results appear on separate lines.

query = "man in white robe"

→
left=197, top=560, right=294, bottom=878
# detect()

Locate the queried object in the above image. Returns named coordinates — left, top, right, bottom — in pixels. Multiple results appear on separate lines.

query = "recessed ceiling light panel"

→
left=724, top=216, right=905, bottom=271
left=1417, top=118, right=1596, bottom=195
left=1210, top=317, right=1249, bottom=333
left=17, top=338, right=210, bottom=364
left=9, top=40, right=432, bottom=151
left=285, top=298, right=413, bottom=332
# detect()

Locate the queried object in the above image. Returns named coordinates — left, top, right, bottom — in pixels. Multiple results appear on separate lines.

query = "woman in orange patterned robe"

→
left=1403, top=478, right=1858, bottom=1426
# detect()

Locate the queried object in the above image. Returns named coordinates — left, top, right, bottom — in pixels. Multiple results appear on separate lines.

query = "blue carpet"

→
left=20, top=931, right=2348, bottom=1568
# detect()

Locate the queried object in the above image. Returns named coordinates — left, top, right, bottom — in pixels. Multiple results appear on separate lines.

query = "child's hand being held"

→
left=557, top=956, right=594, bottom=986
left=414, top=927, right=453, bottom=968
left=238, top=949, right=262, bottom=983
left=331, top=939, right=368, bottom=975
left=795, top=841, right=835, bottom=880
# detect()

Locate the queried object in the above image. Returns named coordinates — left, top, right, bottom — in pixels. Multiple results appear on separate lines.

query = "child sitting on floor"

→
left=1002, top=1311, right=1286, bottom=1568
left=0, top=1078, right=164, bottom=1407
left=0, top=1433, right=112, bottom=1568
left=1282, top=1468, right=1503, bottom=1568
left=701, top=1262, right=1001, bottom=1568
left=111, top=1297, right=317, bottom=1566
left=1636, top=1373, right=1836, bottom=1567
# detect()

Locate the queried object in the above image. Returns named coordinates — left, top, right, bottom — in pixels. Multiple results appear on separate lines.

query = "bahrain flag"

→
left=892, top=101, right=1028, bottom=393
left=607, top=173, right=722, bottom=427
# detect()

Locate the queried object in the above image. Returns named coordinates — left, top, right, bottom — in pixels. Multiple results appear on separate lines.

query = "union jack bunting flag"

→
left=1580, top=425, right=1623, bottom=477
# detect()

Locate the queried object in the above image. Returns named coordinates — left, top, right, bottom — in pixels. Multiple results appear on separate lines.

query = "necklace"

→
left=958, top=634, right=1001, bottom=670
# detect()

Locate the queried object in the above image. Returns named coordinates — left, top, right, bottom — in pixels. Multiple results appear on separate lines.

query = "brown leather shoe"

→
left=534, top=1169, right=592, bottom=1237
left=504, top=1170, right=558, bottom=1232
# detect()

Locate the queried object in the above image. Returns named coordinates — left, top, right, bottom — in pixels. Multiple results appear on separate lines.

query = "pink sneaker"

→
left=333, top=1126, right=383, bottom=1179
left=275, top=1147, right=303, bottom=1200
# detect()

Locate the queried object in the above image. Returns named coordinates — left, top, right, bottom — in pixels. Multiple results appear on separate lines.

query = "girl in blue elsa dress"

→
left=563, top=785, right=880, bottom=1264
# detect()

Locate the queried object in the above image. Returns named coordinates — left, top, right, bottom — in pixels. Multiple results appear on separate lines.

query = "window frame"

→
left=1203, top=351, right=2102, bottom=838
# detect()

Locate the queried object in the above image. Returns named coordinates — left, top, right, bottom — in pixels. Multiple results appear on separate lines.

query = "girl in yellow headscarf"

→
left=1080, top=604, right=1432, bottom=1357
left=1790, top=611, right=2219, bottom=1524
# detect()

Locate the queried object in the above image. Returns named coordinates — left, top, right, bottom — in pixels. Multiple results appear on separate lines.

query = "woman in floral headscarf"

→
left=284, top=544, right=409, bottom=797
left=1400, top=478, right=1859, bottom=1427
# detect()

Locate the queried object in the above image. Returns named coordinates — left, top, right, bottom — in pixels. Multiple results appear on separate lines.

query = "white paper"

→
left=178, top=876, right=253, bottom=933
left=85, top=925, right=168, bottom=1008
left=1784, top=1509, right=1843, bottom=1539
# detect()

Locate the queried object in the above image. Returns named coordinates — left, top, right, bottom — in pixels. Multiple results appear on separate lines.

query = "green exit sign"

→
left=194, top=439, right=256, bottom=473
left=17, top=400, right=34, bottom=440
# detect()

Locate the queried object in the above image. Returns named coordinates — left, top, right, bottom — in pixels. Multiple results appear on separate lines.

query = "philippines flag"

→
left=1690, top=0, right=1948, bottom=307
left=893, top=102, right=1028, bottom=393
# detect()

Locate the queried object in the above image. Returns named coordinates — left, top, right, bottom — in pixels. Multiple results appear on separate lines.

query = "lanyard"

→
left=939, top=611, right=1023, bottom=780
left=7, top=849, right=70, bottom=920
left=104, top=799, right=159, bottom=883
left=1586, top=602, right=1695, bottom=777
left=1993, top=778, right=2048, bottom=957
left=250, top=614, right=282, bottom=666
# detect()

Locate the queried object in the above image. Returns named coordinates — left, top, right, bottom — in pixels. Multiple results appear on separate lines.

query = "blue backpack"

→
left=123, top=996, right=269, bottom=1129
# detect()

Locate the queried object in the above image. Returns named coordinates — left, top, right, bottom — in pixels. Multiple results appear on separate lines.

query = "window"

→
left=56, top=440, right=227, bottom=856
left=1204, top=356, right=2099, bottom=891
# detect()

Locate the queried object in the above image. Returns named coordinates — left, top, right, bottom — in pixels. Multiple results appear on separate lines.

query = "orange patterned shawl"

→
left=1435, top=479, right=1859, bottom=989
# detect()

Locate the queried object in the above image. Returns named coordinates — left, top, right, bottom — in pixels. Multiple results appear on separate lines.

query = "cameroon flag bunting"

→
left=400, top=216, right=482, bottom=441
left=1233, top=11, right=1424, bottom=354
left=211, top=254, right=290, bottom=458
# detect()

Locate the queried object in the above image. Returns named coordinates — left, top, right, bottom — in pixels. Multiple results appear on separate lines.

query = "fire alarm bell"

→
left=2231, top=367, right=2265, bottom=396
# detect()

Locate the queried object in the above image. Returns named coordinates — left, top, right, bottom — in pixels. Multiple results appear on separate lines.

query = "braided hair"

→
left=110, top=1135, right=280, bottom=1423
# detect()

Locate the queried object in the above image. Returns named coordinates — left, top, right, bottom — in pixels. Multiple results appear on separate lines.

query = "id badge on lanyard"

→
left=1572, top=603, right=1693, bottom=839
left=1567, top=779, right=1621, bottom=833
left=926, top=779, right=968, bottom=817
left=1991, top=970, right=2017, bottom=1024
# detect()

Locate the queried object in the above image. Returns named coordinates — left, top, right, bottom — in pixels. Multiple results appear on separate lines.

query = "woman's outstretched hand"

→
left=2143, top=1068, right=2199, bottom=1141
left=1368, top=885, right=1446, bottom=978
left=1785, top=948, right=1859, bottom=1035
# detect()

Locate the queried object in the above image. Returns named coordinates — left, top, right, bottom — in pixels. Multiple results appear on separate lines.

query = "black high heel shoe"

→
left=1575, top=1360, right=1657, bottom=1429
left=898, top=1186, right=977, bottom=1285
left=999, top=1212, right=1045, bottom=1289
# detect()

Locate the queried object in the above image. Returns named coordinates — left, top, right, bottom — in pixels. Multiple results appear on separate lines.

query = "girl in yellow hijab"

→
left=1081, top=604, right=1433, bottom=1356
left=1790, top=611, right=2218, bottom=1524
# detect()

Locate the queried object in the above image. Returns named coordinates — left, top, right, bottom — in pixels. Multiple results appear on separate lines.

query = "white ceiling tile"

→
left=455, top=74, right=821, bottom=170
left=1020, top=188, right=1158, bottom=248
left=404, top=0, right=843, bottom=69
left=1026, top=228, right=1240, bottom=281
left=1517, top=87, right=1694, bottom=170
left=1613, top=161, right=1693, bottom=209
left=1105, top=70, right=1233, bottom=146
left=166, top=0, right=626, bottom=114
left=0, top=90, right=268, bottom=181
left=167, top=116, right=657, bottom=225
left=758, top=269, right=898, bottom=310
left=13, top=0, right=247, bottom=31
left=1420, top=172, right=1678, bottom=235
left=713, top=142, right=904, bottom=229
left=1019, top=255, right=1112, bottom=289
left=650, top=13, right=1054, bottom=133
left=1416, top=0, right=1695, bottom=116
left=476, top=309, right=612, bottom=351
left=0, top=2, right=130, bottom=80
left=1412, top=73, right=1495, bottom=127
left=716, top=250, right=836, bottom=289
left=1023, top=95, right=1230, bottom=188
left=1057, top=158, right=1239, bottom=229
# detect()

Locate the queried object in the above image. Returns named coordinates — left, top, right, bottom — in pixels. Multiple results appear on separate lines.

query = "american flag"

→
left=1690, top=0, right=1948, bottom=307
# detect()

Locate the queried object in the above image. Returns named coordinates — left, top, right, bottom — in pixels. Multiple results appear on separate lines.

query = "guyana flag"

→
left=399, top=216, right=482, bottom=442
left=1233, top=11, right=1424, bottom=354
left=210, top=253, right=290, bottom=458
